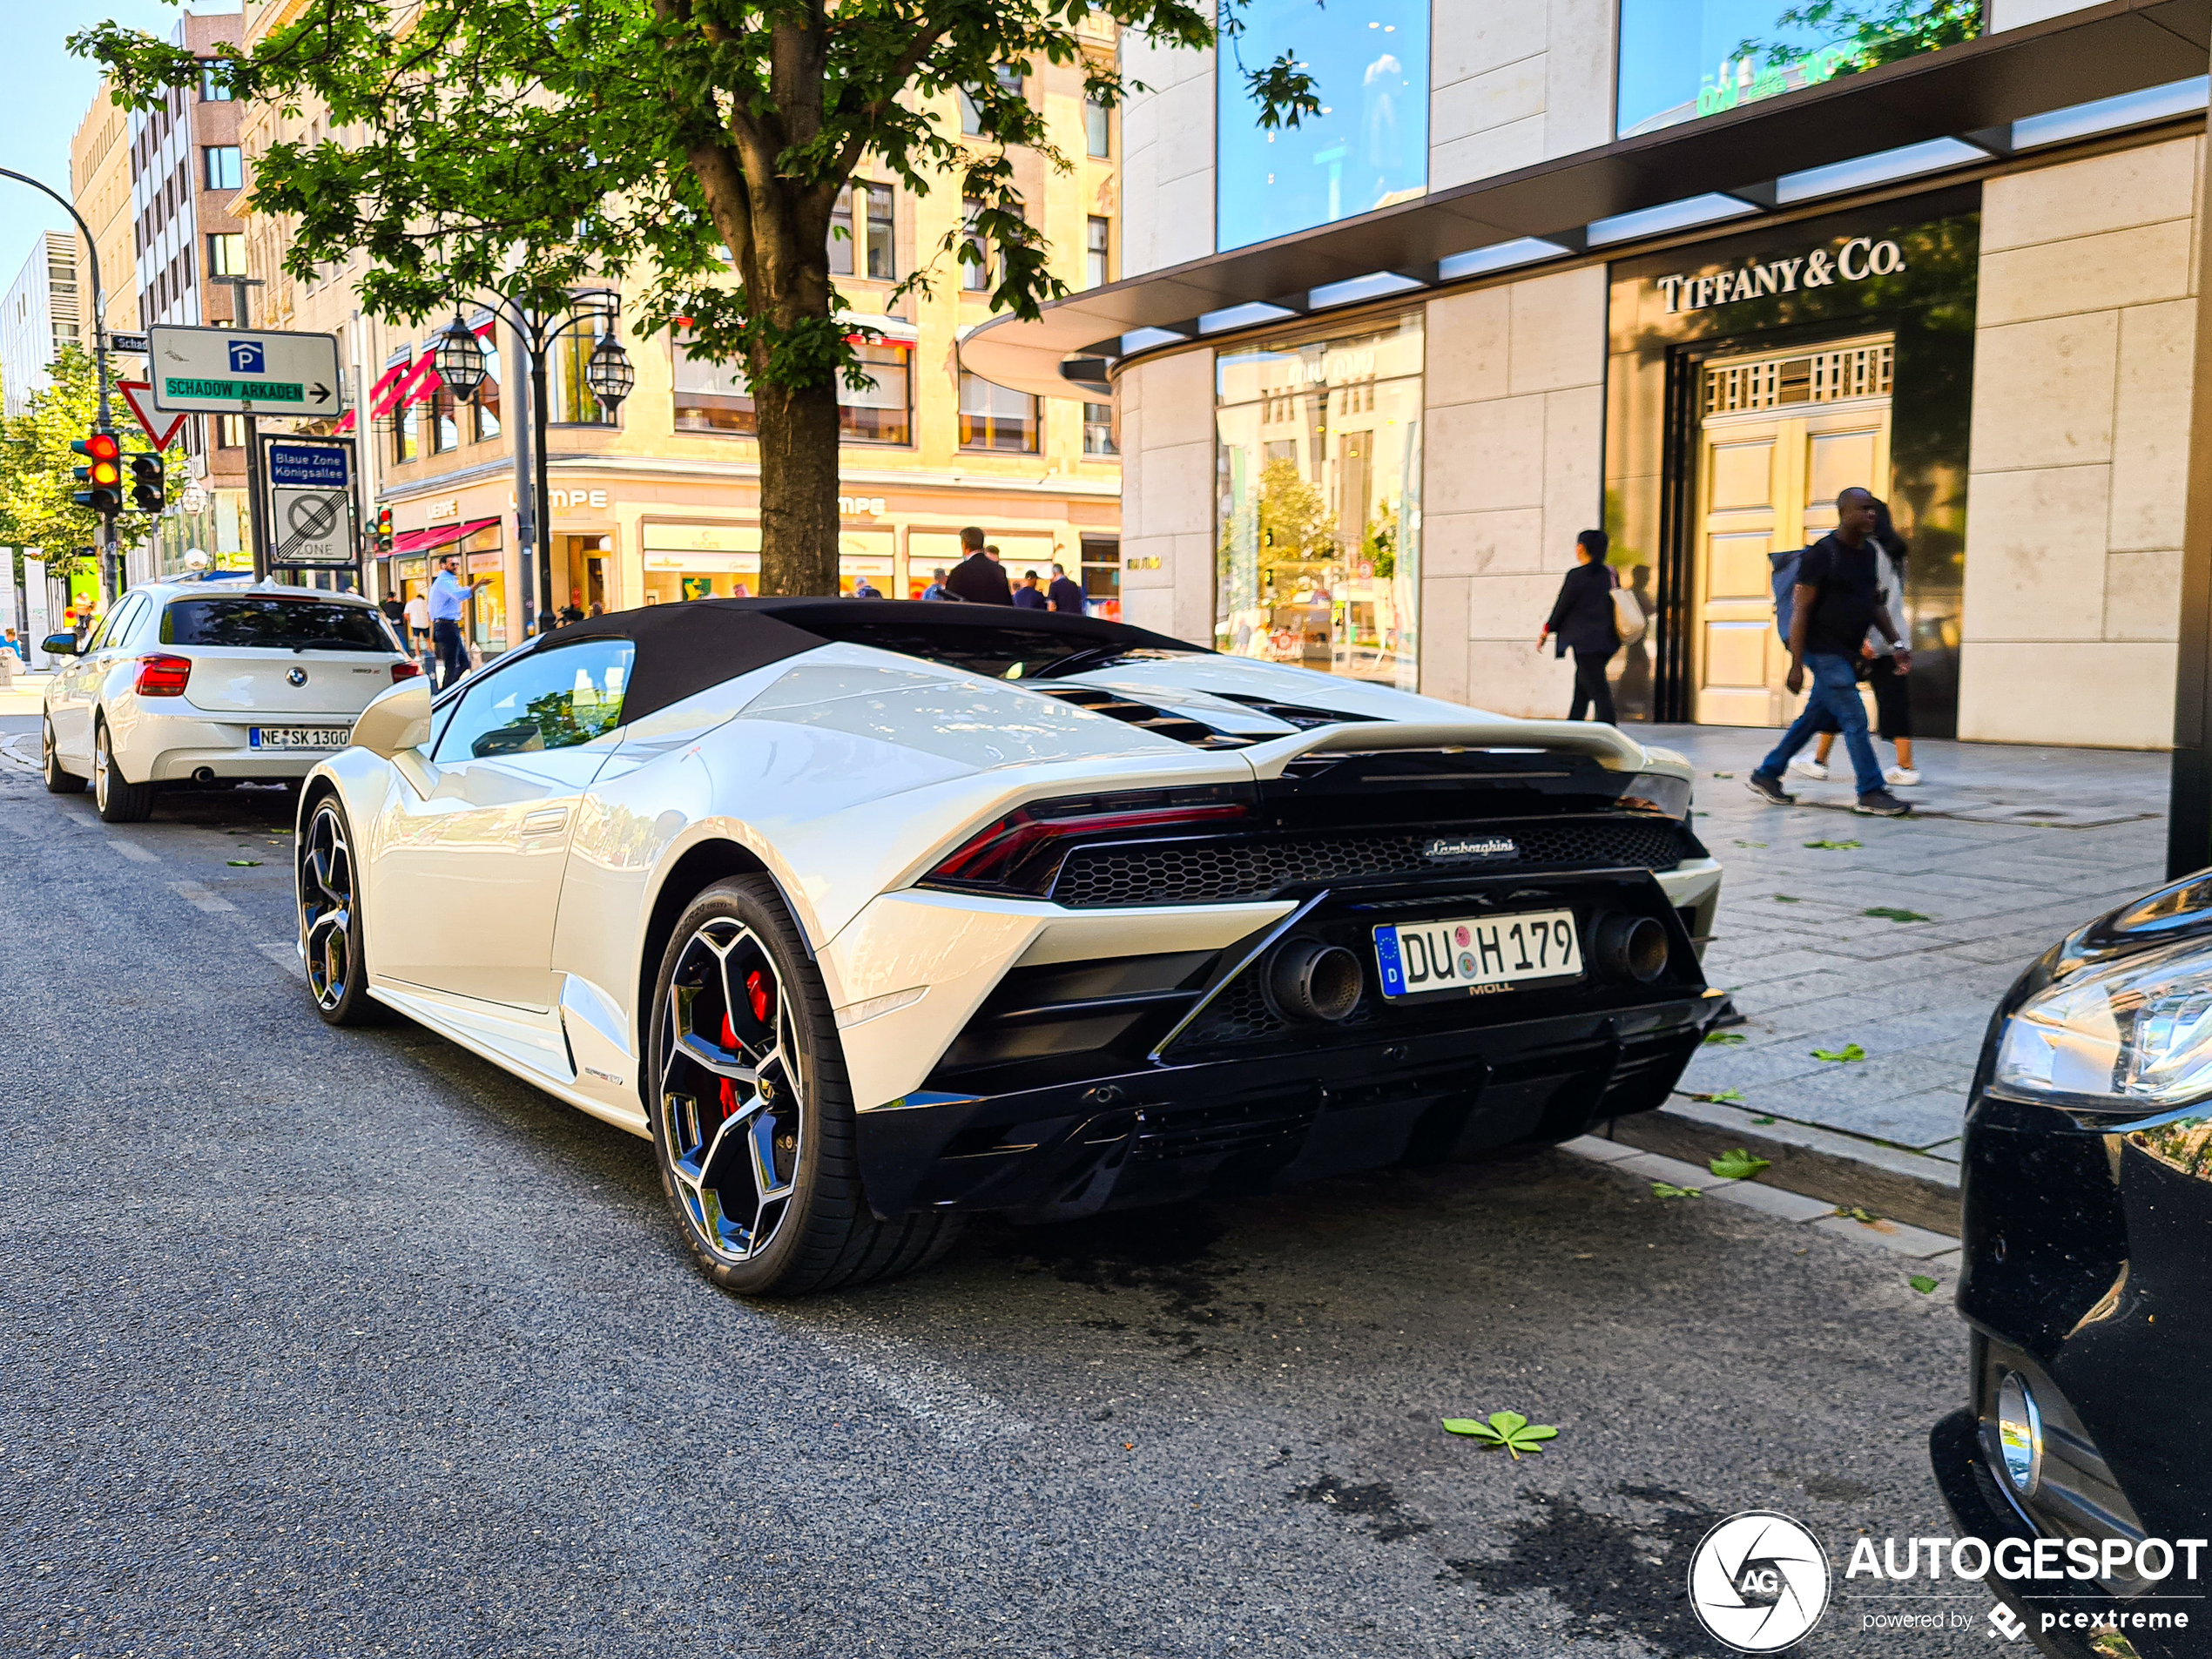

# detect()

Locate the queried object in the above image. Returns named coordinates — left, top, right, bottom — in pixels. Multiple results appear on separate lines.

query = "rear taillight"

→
left=923, top=786, right=1251, bottom=894
left=391, top=660, right=422, bottom=682
left=134, top=654, right=192, bottom=697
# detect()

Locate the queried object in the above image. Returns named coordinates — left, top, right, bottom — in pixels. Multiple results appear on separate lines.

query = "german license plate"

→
left=250, top=725, right=351, bottom=750
left=1372, top=908, right=1581, bottom=1000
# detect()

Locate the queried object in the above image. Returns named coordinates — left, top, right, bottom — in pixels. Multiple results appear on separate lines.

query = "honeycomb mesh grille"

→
left=1049, top=818, right=1696, bottom=908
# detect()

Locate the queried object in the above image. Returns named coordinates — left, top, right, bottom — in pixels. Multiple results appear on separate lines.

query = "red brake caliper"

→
left=716, top=972, right=773, bottom=1119
left=718, top=1010, right=741, bottom=1119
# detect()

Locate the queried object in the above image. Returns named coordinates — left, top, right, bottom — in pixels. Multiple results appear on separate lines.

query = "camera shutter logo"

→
left=1687, top=1511, right=1831, bottom=1651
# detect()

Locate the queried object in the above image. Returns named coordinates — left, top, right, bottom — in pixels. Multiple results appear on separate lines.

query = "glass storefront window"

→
left=671, top=334, right=912, bottom=444
left=958, top=371, right=1038, bottom=452
left=1215, top=314, right=1422, bottom=689
left=1217, top=0, right=1427, bottom=252
left=1617, top=0, right=1982, bottom=139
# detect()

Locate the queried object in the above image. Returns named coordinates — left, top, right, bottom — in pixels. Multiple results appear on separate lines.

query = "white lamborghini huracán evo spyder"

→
left=295, top=599, right=1724, bottom=1295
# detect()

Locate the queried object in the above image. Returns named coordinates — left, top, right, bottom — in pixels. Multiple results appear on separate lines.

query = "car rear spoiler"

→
left=1237, top=718, right=1649, bottom=776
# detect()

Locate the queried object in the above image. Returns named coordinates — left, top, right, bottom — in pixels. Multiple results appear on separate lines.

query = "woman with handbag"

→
left=1537, top=529, right=1640, bottom=725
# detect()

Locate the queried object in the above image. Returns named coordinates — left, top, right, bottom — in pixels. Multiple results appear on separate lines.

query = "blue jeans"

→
left=1761, top=653, right=1883, bottom=797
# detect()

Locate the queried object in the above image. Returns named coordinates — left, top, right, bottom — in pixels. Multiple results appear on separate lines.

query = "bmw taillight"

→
left=921, top=785, right=1251, bottom=896
left=134, top=654, right=192, bottom=697
left=390, top=660, right=423, bottom=682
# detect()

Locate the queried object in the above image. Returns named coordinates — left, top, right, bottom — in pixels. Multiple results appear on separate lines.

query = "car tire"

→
left=646, top=876, right=961, bottom=1297
left=41, top=718, right=84, bottom=794
left=92, top=719, right=155, bottom=823
left=297, top=793, right=386, bottom=1026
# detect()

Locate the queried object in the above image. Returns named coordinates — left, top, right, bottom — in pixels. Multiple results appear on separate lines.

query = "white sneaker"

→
left=1787, top=756, right=1830, bottom=780
left=1885, top=765, right=1921, bottom=787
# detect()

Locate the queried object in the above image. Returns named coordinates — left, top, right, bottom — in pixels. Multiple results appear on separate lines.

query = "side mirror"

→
left=351, top=676, right=434, bottom=759
left=41, top=631, right=79, bottom=656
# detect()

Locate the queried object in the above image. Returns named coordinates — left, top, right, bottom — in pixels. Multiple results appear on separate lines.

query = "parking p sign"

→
left=261, top=436, right=358, bottom=568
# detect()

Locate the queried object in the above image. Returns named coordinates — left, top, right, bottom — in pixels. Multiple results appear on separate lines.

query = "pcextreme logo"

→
left=1688, top=1512, right=1832, bottom=1652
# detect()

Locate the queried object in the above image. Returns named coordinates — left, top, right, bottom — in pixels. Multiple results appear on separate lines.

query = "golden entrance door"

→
left=1693, top=337, right=1894, bottom=726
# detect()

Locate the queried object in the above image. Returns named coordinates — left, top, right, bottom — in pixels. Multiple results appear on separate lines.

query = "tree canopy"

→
left=76, top=1, right=1317, bottom=597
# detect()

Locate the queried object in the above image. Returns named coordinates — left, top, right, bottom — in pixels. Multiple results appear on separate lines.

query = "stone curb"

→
left=1588, top=1096, right=1962, bottom=1238
left=1561, top=1137, right=1960, bottom=1261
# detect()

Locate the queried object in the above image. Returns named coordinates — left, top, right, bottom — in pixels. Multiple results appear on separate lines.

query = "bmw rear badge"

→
left=1687, top=1512, right=1831, bottom=1651
left=287, top=667, right=308, bottom=686
left=1425, top=835, right=1515, bottom=862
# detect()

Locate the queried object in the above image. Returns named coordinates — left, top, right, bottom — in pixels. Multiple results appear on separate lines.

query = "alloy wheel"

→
left=299, top=802, right=355, bottom=1013
left=93, top=727, right=111, bottom=812
left=658, top=917, right=805, bottom=1264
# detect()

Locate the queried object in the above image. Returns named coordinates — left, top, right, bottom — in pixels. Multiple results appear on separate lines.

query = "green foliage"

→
left=1908, top=1274, right=1939, bottom=1294
left=1833, top=1204, right=1878, bottom=1223
left=1804, top=838, right=1862, bottom=850
left=1811, top=1043, right=1866, bottom=1063
left=1742, top=0, right=1981, bottom=72
left=1443, top=1411, right=1559, bottom=1460
left=1865, top=907, right=1932, bottom=922
left=1649, top=1181, right=1701, bottom=1200
left=1709, top=1148, right=1770, bottom=1180
left=1255, top=457, right=1334, bottom=562
left=1684, top=1088, right=1744, bottom=1104
left=0, top=347, right=180, bottom=575
left=1773, top=894, right=1801, bottom=903
left=1703, top=1031, right=1746, bottom=1047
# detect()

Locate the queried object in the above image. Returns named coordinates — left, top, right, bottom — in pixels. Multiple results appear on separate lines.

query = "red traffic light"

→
left=72, top=431, right=121, bottom=462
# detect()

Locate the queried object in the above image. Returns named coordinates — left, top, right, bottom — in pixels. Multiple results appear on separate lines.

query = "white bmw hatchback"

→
left=40, top=577, right=420, bottom=822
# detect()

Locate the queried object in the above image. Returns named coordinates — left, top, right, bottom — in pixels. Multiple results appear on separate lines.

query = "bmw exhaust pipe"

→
left=1594, top=914, right=1669, bottom=983
left=1264, top=940, right=1364, bottom=1023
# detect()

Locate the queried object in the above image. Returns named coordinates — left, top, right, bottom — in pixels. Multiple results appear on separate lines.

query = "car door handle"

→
left=520, top=806, right=569, bottom=836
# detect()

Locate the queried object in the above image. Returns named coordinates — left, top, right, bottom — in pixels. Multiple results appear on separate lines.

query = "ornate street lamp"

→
left=583, top=330, right=634, bottom=410
left=433, top=314, right=489, bottom=404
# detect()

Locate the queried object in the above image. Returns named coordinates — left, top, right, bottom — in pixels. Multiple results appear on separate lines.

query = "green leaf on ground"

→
left=226, top=860, right=262, bottom=867
left=1804, top=838, right=1863, bottom=850
left=1811, top=1043, right=1866, bottom=1062
left=1711, top=772, right=1735, bottom=779
left=1650, top=1181, right=1701, bottom=1200
left=1445, top=1411, right=1560, bottom=1460
left=1773, top=894, right=1802, bottom=903
left=1703, top=1031, right=1746, bottom=1047
left=1864, top=907, right=1931, bottom=923
left=1733, top=839, right=1768, bottom=848
left=1751, top=1115, right=1777, bottom=1125
left=1685, top=1088, right=1744, bottom=1104
left=1709, top=1148, right=1771, bottom=1180
left=1833, top=1204, right=1878, bottom=1224
left=1908, top=1275, right=1939, bottom=1295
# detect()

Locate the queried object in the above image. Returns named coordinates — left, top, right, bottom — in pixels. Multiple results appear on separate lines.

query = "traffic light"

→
left=376, top=505, right=393, bottom=556
left=128, top=452, right=165, bottom=513
left=71, top=429, right=122, bottom=514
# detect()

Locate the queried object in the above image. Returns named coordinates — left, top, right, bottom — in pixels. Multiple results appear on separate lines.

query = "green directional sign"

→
left=164, top=376, right=307, bottom=405
left=147, top=324, right=342, bottom=416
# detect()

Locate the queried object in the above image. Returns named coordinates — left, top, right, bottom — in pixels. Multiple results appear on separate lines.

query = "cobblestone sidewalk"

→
left=1618, top=725, right=2168, bottom=1217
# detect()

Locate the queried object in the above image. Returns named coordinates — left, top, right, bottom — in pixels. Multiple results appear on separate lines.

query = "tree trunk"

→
left=754, top=374, right=841, bottom=596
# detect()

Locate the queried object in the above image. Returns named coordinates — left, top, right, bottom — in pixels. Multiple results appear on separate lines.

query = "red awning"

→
left=387, top=516, right=501, bottom=556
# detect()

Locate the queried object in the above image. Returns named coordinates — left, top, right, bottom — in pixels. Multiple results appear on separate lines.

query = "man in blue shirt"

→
left=428, top=553, right=482, bottom=689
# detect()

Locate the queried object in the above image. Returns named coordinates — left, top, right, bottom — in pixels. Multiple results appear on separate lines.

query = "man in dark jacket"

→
left=942, top=526, right=1012, bottom=604
left=1536, top=529, right=1622, bottom=724
left=1047, top=562, right=1086, bottom=615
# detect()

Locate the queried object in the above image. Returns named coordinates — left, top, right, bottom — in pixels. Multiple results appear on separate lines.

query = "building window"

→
left=203, top=146, right=242, bottom=191
left=199, top=64, right=233, bottom=101
left=958, top=67, right=1024, bottom=138
left=958, top=371, right=1037, bottom=453
left=393, top=396, right=420, bottom=464
left=1214, top=313, right=1424, bottom=691
left=206, top=233, right=244, bottom=277
left=830, top=182, right=894, bottom=280
left=1085, top=95, right=1110, bottom=158
left=548, top=331, right=614, bottom=425
left=672, top=333, right=912, bottom=445
left=472, top=327, right=502, bottom=442
left=1215, top=0, right=1427, bottom=252
left=428, top=375, right=459, bottom=454
left=1083, top=401, right=1116, bottom=456
left=1087, top=217, right=1109, bottom=289
left=215, top=415, right=245, bottom=448
left=961, top=199, right=990, bottom=292
left=1616, top=0, right=1981, bottom=138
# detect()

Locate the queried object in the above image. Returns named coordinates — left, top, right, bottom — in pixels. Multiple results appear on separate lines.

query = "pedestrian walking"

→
left=1786, top=498, right=1919, bottom=787
left=943, top=526, right=1013, bottom=604
left=850, top=574, right=884, bottom=599
left=1535, top=529, right=1622, bottom=725
left=1746, top=487, right=1912, bottom=817
left=428, top=553, right=483, bottom=690
left=380, top=594, right=406, bottom=638
left=921, top=567, right=951, bottom=601
left=1047, top=563, right=1085, bottom=615
left=0, top=627, right=20, bottom=685
left=403, top=588, right=432, bottom=663
left=1012, top=570, right=1049, bottom=610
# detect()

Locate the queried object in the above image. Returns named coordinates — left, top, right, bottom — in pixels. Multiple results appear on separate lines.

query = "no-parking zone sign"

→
left=261, top=436, right=357, bottom=567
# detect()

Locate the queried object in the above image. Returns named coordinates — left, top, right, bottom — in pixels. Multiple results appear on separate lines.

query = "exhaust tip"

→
left=1265, top=940, right=1365, bottom=1023
left=1595, top=914, right=1669, bottom=983
left=191, top=766, right=215, bottom=783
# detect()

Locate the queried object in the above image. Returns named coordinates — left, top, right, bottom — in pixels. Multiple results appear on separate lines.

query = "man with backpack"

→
left=1745, top=487, right=1912, bottom=817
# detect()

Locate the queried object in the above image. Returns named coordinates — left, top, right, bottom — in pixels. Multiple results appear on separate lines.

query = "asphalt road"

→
left=0, top=711, right=1997, bottom=1658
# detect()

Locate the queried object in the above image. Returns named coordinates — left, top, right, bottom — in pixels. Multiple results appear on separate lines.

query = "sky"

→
left=0, top=0, right=229, bottom=292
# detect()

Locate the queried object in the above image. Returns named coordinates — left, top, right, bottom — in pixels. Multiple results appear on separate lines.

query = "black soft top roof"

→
left=530, top=597, right=1206, bottom=725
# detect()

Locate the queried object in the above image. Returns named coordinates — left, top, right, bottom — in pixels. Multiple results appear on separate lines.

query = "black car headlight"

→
left=1993, top=934, right=2212, bottom=1108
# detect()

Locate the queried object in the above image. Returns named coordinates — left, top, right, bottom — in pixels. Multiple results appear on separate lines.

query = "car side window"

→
left=89, top=594, right=141, bottom=651
left=431, top=639, right=635, bottom=764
